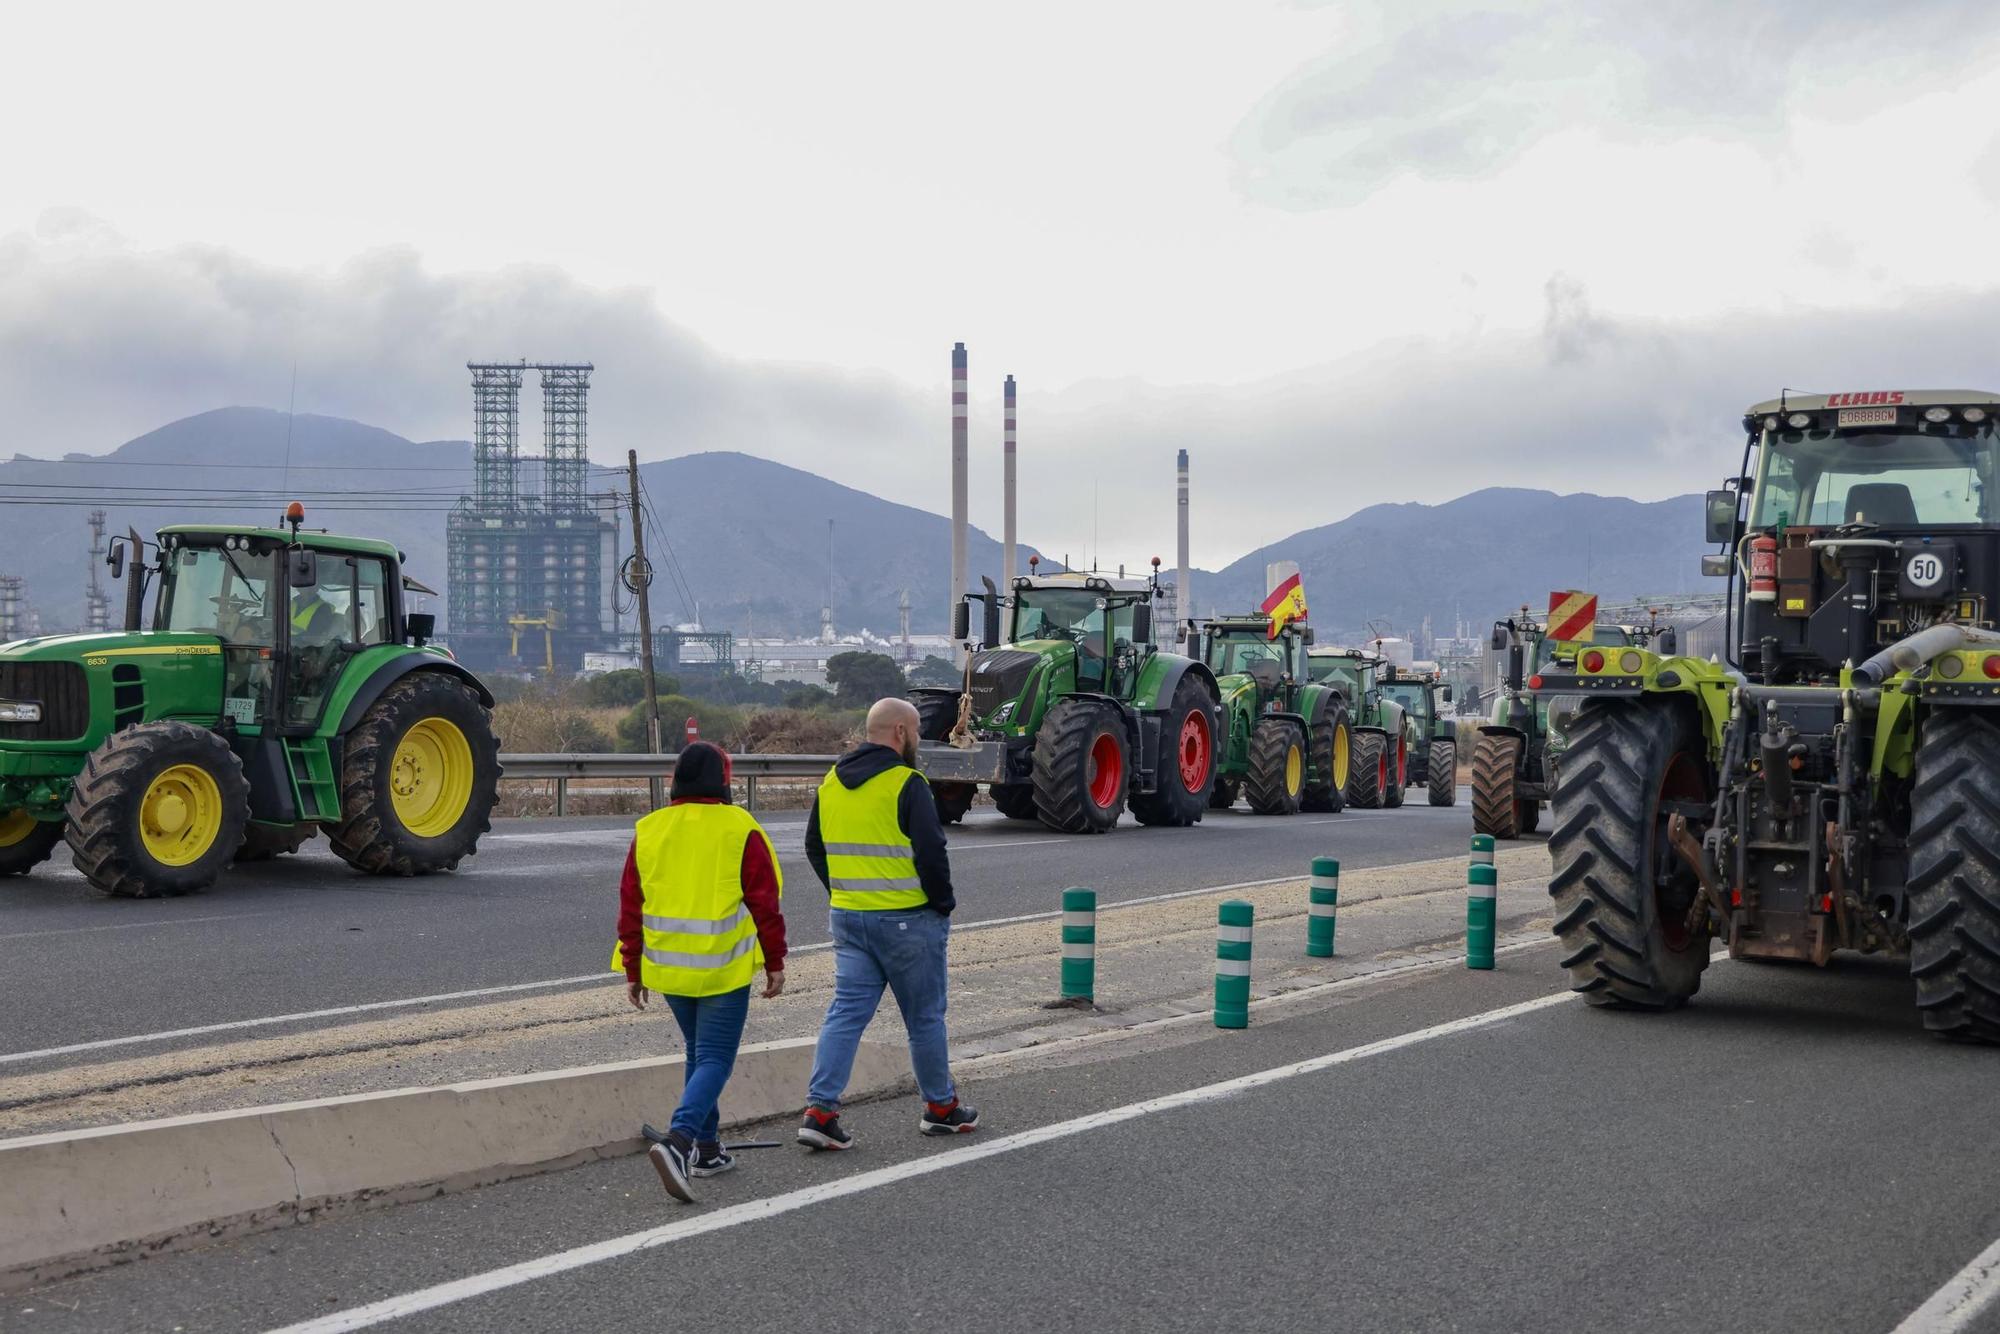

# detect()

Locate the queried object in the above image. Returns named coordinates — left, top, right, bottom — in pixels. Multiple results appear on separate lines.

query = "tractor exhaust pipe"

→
left=1853, top=622, right=2000, bottom=685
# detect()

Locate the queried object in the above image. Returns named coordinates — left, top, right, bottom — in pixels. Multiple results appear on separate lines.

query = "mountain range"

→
left=0, top=408, right=1706, bottom=643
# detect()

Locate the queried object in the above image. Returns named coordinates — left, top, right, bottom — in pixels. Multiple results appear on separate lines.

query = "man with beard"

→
left=798, top=697, right=975, bottom=1149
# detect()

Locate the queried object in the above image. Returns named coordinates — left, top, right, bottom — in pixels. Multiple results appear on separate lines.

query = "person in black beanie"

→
left=614, top=741, right=787, bottom=1203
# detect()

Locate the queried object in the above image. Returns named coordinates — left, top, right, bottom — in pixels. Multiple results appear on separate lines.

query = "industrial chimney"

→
left=951, top=342, right=968, bottom=661
left=1003, top=374, right=1018, bottom=590
left=1176, top=449, right=1191, bottom=642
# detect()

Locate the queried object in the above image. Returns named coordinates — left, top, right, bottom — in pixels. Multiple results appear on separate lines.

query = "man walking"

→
left=615, top=741, right=787, bottom=1203
left=798, top=697, right=977, bottom=1149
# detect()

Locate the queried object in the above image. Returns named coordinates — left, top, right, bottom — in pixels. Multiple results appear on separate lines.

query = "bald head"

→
left=867, top=697, right=921, bottom=766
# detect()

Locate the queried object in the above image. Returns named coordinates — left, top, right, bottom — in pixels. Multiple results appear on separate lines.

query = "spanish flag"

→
left=1260, top=572, right=1307, bottom=640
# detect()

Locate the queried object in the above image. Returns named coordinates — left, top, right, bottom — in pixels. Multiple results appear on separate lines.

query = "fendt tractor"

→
left=0, top=506, right=501, bottom=898
left=1304, top=648, right=1419, bottom=808
left=1474, top=613, right=1652, bottom=839
left=1378, top=664, right=1457, bottom=807
left=1542, top=389, right=2000, bottom=1042
left=911, top=559, right=1220, bottom=834
left=1197, top=616, right=1350, bottom=815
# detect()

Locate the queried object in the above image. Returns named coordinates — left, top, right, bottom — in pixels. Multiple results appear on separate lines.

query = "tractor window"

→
left=1211, top=635, right=1287, bottom=677
left=1012, top=590, right=1105, bottom=644
left=353, top=559, right=392, bottom=645
left=1381, top=683, right=1428, bottom=721
left=161, top=547, right=274, bottom=645
left=1751, top=426, right=1997, bottom=529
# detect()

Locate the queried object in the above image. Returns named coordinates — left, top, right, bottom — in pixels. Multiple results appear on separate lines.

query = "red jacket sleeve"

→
left=740, top=832, right=787, bottom=971
left=617, top=841, right=644, bottom=987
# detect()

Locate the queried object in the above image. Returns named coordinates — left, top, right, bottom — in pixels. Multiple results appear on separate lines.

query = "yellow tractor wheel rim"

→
left=1332, top=724, right=1351, bottom=789
left=141, top=764, right=224, bottom=867
left=1284, top=743, right=1303, bottom=795
left=0, top=809, right=37, bottom=848
left=391, top=718, right=474, bottom=839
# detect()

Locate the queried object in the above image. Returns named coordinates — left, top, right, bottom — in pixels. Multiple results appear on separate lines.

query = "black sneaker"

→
left=797, top=1106, right=855, bottom=1151
left=691, top=1143, right=736, bottom=1177
left=648, top=1133, right=696, bottom=1203
left=919, top=1099, right=980, bottom=1136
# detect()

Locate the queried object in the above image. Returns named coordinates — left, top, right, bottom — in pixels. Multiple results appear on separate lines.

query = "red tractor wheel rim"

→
left=1396, top=739, right=1408, bottom=786
left=1088, top=733, right=1123, bottom=809
left=1177, top=711, right=1211, bottom=792
left=1377, top=750, right=1387, bottom=792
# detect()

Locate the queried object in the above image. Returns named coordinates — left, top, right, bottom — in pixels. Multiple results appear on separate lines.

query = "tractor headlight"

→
left=991, top=701, right=1016, bottom=726
left=1925, top=406, right=1953, bottom=423
left=0, top=700, right=42, bottom=723
left=1937, top=654, right=1966, bottom=680
left=1965, top=407, right=1989, bottom=423
left=1618, top=650, right=1645, bottom=674
left=1787, top=412, right=1813, bottom=429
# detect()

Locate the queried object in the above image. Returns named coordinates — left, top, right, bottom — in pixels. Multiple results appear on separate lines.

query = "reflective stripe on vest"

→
left=816, top=763, right=926, bottom=911
left=630, top=802, right=781, bottom=997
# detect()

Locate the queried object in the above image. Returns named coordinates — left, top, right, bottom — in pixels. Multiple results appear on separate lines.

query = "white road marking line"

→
left=0, top=911, right=280, bottom=942
left=1892, top=1234, right=2000, bottom=1334
left=266, top=989, right=1577, bottom=1333
left=0, top=974, right=613, bottom=1067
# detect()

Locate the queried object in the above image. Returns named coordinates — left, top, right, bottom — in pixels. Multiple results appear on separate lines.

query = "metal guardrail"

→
left=498, top=752, right=837, bottom=814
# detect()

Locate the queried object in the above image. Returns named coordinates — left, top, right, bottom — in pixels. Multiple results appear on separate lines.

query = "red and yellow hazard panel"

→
left=1548, top=590, right=1598, bottom=643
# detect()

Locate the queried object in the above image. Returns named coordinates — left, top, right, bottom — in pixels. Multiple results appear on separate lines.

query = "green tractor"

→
left=1195, top=617, right=1351, bottom=815
left=1378, top=665, right=1458, bottom=807
left=1476, top=614, right=1657, bottom=839
left=0, top=510, right=501, bottom=897
left=1543, top=388, right=2000, bottom=1040
left=1304, top=648, right=1420, bottom=809
left=910, top=560, right=1220, bottom=834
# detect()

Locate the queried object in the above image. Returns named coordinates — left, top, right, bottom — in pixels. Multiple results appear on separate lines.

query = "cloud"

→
left=1230, top=0, right=2000, bottom=209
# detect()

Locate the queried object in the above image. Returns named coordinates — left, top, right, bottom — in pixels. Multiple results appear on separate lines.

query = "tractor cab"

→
left=1199, top=618, right=1307, bottom=706
left=1005, top=571, right=1159, bottom=695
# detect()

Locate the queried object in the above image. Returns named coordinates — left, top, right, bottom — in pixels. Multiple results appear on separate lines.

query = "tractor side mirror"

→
left=981, top=597, right=1002, bottom=650
left=1130, top=603, right=1152, bottom=645
left=1657, top=626, right=1678, bottom=655
left=1301, top=626, right=1316, bottom=645
left=407, top=611, right=436, bottom=646
left=1490, top=625, right=1509, bottom=652
left=288, top=549, right=319, bottom=589
left=1705, top=490, right=1738, bottom=545
left=1442, top=684, right=1454, bottom=702
left=107, top=542, right=125, bottom=580
left=951, top=599, right=971, bottom=641
left=1700, top=553, right=1731, bottom=578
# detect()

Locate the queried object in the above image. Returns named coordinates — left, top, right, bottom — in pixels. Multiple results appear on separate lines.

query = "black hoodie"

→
left=804, top=742, right=955, bottom=915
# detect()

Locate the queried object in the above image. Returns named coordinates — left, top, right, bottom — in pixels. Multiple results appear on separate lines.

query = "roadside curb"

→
left=0, top=1035, right=908, bottom=1293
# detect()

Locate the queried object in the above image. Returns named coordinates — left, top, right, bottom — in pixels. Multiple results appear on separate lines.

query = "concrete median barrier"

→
left=0, top=1035, right=907, bottom=1291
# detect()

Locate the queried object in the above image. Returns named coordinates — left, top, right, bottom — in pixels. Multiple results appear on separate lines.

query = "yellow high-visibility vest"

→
left=618, top=802, right=780, bottom=997
left=817, top=764, right=927, bottom=911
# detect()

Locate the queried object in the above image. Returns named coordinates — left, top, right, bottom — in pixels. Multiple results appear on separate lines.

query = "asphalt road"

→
left=0, top=794, right=1482, bottom=1061
left=15, top=939, right=1999, bottom=1333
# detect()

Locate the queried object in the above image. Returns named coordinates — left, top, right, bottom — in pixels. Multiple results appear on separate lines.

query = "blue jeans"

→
left=663, top=985, right=751, bottom=1142
left=807, top=907, right=955, bottom=1109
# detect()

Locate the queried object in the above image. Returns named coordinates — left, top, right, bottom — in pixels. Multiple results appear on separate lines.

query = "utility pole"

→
left=625, top=450, right=665, bottom=808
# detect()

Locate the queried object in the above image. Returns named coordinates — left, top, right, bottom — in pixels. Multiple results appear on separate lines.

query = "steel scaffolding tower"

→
left=470, top=361, right=526, bottom=511
left=540, top=363, right=592, bottom=513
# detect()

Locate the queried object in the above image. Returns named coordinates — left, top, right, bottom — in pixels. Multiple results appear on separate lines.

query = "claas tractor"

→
left=0, top=508, right=501, bottom=897
left=1378, top=665, right=1457, bottom=807
left=1542, top=389, right=2000, bottom=1040
left=1303, top=648, right=1419, bottom=809
left=1196, top=617, right=1350, bottom=815
left=910, top=559, right=1220, bottom=834
left=1474, top=613, right=1653, bottom=839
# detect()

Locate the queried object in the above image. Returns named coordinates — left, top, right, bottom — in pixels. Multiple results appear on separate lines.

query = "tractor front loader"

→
left=0, top=507, right=501, bottom=898
left=1543, top=389, right=2000, bottom=1043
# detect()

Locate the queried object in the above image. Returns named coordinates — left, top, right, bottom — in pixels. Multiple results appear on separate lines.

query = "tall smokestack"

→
left=951, top=342, right=968, bottom=661
left=1003, top=375, right=1018, bottom=589
left=1176, top=449, right=1191, bottom=641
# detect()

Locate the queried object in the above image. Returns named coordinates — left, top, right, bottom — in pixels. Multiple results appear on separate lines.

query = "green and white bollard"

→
left=1061, top=887, right=1097, bottom=1003
left=1307, top=857, right=1339, bottom=958
left=1215, top=900, right=1253, bottom=1028
left=1468, top=835, right=1497, bottom=970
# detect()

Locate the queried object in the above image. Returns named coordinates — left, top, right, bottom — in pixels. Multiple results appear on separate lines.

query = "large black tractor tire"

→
left=1245, top=719, right=1305, bottom=816
left=66, top=721, right=251, bottom=898
left=328, top=673, right=501, bottom=876
left=1471, top=732, right=1524, bottom=839
left=0, top=811, right=65, bottom=877
left=1346, top=730, right=1387, bottom=809
left=1907, top=710, right=2000, bottom=1043
left=1207, top=775, right=1242, bottom=811
left=1384, top=734, right=1409, bottom=809
left=911, top=692, right=959, bottom=743
left=991, top=783, right=1038, bottom=820
left=236, top=822, right=319, bottom=862
left=1130, top=675, right=1217, bottom=828
left=1032, top=698, right=1128, bottom=834
left=1300, top=707, right=1350, bottom=814
left=1547, top=701, right=1710, bottom=1010
left=1427, top=740, right=1458, bottom=807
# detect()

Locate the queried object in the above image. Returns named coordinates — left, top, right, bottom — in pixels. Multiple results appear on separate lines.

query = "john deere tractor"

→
left=1474, top=614, right=1647, bottom=839
left=911, top=561, right=1220, bottom=834
left=1304, top=648, right=1419, bottom=809
left=0, top=510, right=501, bottom=897
left=1378, top=665, right=1457, bottom=807
left=1197, top=617, right=1350, bottom=815
left=1543, top=389, right=2000, bottom=1041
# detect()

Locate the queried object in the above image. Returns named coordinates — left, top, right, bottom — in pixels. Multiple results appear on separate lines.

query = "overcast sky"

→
left=4, top=0, right=2000, bottom=567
